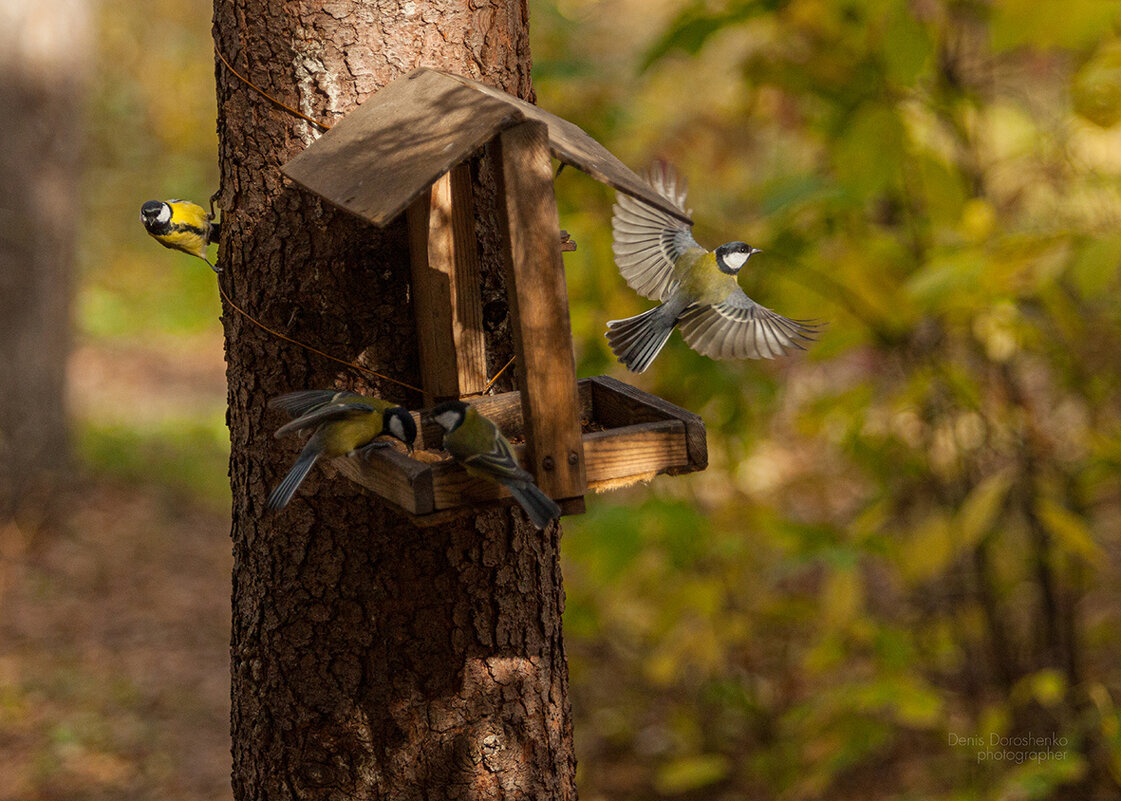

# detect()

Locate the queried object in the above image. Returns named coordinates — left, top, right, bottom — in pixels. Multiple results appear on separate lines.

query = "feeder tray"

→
left=331, top=376, right=706, bottom=524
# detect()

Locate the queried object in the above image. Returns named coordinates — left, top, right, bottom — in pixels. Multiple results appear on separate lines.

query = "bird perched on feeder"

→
left=139, top=199, right=221, bottom=272
left=431, top=400, right=562, bottom=530
left=267, top=390, right=417, bottom=511
left=606, top=162, right=818, bottom=373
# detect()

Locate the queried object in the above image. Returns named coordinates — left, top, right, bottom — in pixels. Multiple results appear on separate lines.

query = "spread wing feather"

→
left=612, top=162, right=700, bottom=301
left=678, top=288, right=821, bottom=361
left=274, top=402, right=383, bottom=437
left=269, top=390, right=369, bottom=418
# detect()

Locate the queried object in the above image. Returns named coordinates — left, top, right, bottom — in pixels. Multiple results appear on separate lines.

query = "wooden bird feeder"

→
left=281, top=68, right=707, bottom=521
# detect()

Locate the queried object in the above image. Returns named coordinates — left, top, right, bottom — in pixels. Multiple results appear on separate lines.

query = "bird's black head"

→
left=140, top=200, right=170, bottom=231
left=431, top=400, right=469, bottom=433
left=384, top=406, right=418, bottom=449
left=715, top=241, right=761, bottom=275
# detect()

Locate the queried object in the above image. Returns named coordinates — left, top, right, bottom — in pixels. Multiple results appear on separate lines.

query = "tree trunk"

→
left=0, top=0, right=88, bottom=520
left=212, top=2, right=576, bottom=799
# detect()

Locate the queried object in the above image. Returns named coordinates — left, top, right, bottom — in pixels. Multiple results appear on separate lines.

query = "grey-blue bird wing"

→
left=612, top=162, right=700, bottom=301
left=461, top=436, right=535, bottom=485
left=269, top=390, right=366, bottom=418
left=274, top=401, right=381, bottom=437
left=677, top=287, right=821, bottom=360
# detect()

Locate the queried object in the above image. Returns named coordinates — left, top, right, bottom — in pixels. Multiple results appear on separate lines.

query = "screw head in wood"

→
left=542, top=455, right=555, bottom=471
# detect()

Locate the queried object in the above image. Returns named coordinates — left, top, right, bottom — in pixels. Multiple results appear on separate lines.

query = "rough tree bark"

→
left=0, top=0, right=88, bottom=520
left=212, top=1, right=576, bottom=799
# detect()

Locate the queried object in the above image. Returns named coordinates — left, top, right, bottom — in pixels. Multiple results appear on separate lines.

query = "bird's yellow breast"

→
left=673, top=248, right=738, bottom=305
left=155, top=201, right=214, bottom=260
left=155, top=228, right=210, bottom=260
left=320, top=415, right=385, bottom=457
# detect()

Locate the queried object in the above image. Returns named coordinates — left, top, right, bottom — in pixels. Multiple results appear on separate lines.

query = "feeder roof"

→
left=281, top=68, right=692, bottom=227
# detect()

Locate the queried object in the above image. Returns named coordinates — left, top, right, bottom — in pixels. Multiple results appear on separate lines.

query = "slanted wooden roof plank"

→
left=440, top=72, right=692, bottom=225
left=283, top=69, right=524, bottom=225
left=282, top=68, right=693, bottom=228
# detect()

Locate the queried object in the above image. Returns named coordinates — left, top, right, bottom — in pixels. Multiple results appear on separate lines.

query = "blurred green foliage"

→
left=78, top=0, right=224, bottom=498
left=536, top=0, right=1121, bottom=798
left=75, top=0, right=1121, bottom=798
left=76, top=420, right=229, bottom=508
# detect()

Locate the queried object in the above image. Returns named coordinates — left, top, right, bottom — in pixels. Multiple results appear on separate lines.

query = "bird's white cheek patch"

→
left=434, top=411, right=460, bottom=431
left=724, top=251, right=749, bottom=271
left=388, top=417, right=406, bottom=441
left=156, top=204, right=172, bottom=224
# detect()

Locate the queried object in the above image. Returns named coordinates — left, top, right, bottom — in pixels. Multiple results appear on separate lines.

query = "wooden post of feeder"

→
left=406, top=163, right=488, bottom=405
left=492, top=120, right=586, bottom=502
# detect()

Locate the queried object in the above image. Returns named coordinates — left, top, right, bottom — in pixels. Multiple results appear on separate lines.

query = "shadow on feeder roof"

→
left=281, top=67, right=693, bottom=227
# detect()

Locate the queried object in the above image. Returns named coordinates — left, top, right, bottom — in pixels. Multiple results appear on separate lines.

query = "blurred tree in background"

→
left=0, top=0, right=89, bottom=520
left=75, top=0, right=228, bottom=504
left=4, top=0, right=1120, bottom=799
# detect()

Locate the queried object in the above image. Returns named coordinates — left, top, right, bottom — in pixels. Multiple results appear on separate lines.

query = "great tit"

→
left=140, top=199, right=221, bottom=272
left=431, top=400, right=562, bottom=530
left=606, top=162, right=818, bottom=373
left=267, top=391, right=418, bottom=511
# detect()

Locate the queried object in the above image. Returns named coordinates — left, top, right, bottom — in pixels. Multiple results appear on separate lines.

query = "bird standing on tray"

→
left=267, top=390, right=417, bottom=511
left=140, top=199, right=221, bottom=272
left=606, top=162, right=818, bottom=373
left=431, top=400, right=562, bottom=531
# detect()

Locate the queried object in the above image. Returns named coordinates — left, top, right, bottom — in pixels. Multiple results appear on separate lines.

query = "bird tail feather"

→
left=506, top=481, right=562, bottom=530
left=267, top=447, right=320, bottom=511
left=605, top=303, right=679, bottom=373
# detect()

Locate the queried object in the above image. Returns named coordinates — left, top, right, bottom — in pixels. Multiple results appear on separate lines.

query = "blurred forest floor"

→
left=0, top=345, right=232, bottom=801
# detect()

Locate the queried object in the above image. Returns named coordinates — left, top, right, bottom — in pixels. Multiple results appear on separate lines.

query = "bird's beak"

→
left=750, top=247, right=762, bottom=255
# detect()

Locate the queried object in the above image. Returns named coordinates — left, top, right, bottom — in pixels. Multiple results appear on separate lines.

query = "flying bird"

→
left=607, top=162, right=818, bottom=372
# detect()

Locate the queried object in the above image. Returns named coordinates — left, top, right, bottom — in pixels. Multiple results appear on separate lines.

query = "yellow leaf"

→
left=960, top=198, right=997, bottom=242
left=1073, top=40, right=1121, bottom=127
left=655, top=754, right=733, bottom=795
left=1031, top=669, right=1067, bottom=706
left=822, top=568, right=863, bottom=629
left=1012, top=668, right=1067, bottom=708
left=957, top=468, right=1015, bottom=548
left=1037, top=498, right=1102, bottom=561
left=901, top=515, right=954, bottom=583
left=991, top=0, right=1119, bottom=51
left=892, top=678, right=944, bottom=727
